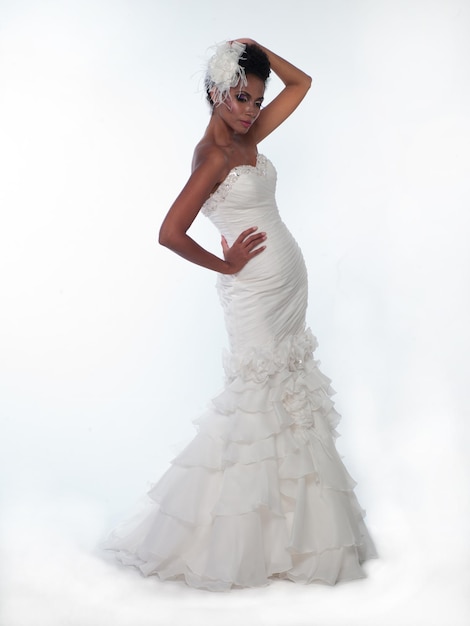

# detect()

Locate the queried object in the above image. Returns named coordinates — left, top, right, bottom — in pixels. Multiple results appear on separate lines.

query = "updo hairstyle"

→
left=206, top=43, right=271, bottom=107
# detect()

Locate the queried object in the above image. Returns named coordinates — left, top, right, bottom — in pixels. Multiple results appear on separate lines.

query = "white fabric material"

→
left=104, top=155, right=377, bottom=591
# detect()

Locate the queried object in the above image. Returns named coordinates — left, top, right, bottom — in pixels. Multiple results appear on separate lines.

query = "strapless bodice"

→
left=201, top=154, right=279, bottom=246
left=201, top=154, right=308, bottom=352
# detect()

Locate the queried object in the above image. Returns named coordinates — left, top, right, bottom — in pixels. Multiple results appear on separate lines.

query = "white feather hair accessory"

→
left=205, top=41, right=247, bottom=106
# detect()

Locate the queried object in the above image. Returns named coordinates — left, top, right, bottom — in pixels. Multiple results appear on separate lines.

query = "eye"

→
left=255, top=101, right=263, bottom=109
left=236, top=94, right=248, bottom=103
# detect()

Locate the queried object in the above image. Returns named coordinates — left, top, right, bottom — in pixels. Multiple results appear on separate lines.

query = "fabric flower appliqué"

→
left=281, top=369, right=325, bottom=431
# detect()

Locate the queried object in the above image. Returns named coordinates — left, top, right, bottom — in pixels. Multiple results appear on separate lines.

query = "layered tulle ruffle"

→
left=104, top=329, right=377, bottom=591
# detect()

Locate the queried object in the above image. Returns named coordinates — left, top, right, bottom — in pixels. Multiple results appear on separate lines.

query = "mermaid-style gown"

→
left=104, top=155, right=377, bottom=591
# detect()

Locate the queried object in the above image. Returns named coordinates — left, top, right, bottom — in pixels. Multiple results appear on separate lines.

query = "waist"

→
left=227, top=233, right=306, bottom=288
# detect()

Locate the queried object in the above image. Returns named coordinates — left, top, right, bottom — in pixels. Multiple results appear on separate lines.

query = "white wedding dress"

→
left=104, top=154, right=377, bottom=591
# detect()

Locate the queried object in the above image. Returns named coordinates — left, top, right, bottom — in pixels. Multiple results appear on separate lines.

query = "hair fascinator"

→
left=205, top=41, right=247, bottom=106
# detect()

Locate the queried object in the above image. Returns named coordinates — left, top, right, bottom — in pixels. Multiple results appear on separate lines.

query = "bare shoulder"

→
left=192, top=142, right=228, bottom=178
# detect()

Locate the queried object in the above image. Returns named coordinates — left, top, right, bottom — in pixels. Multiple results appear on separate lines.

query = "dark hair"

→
left=239, top=43, right=271, bottom=83
left=206, top=43, right=271, bottom=106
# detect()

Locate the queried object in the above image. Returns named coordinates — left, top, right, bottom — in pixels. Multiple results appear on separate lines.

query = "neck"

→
left=205, top=110, right=242, bottom=147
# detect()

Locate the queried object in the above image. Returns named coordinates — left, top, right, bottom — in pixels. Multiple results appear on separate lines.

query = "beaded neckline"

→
left=201, top=154, right=268, bottom=216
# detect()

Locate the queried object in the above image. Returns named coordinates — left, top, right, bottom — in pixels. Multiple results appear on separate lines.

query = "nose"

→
left=245, top=101, right=257, bottom=117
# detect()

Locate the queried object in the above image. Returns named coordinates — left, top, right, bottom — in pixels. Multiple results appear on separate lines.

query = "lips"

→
left=240, top=120, right=252, bottom=128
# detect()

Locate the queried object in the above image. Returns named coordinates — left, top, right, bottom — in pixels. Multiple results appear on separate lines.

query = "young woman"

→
left=105, top=39, right=377, bottom=591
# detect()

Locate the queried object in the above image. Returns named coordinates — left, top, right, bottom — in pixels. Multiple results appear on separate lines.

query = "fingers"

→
left=236, top=226, right=258, bottom=242
left=246, top=232, right=266, bottom=247
left=236, top=227, right=266, bottom=246
left=222, top=227, right=267, bottom=272
left=245, top=234, right=266, bottom=255
left=248, top=243, right=266, bottom=257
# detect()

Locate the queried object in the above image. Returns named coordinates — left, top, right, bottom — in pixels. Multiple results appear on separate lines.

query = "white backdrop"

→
left=1, top=1, right=469, bottom=625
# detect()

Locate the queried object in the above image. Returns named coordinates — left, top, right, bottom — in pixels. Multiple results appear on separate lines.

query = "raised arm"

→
left=236, top=39, right=312, bottom=143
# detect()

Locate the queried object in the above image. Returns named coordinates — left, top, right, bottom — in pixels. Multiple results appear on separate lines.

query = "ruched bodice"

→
left=202, top=155, right=308, bottom=354
left=202, top=155, right=279, bottom=244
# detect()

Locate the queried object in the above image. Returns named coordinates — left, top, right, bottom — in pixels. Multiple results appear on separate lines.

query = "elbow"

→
left=158, top=222, right=172, bottom=248
left=158, top=227, right=171, bottom=248
left=304, top=74, right=313, bottom=92
left=158, top=223, right=183, bottom=251
left=293, top=73, right=312, bottom=99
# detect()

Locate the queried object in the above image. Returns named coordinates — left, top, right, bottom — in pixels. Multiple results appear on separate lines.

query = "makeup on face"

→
left=234, top=91, right=264, bottom=110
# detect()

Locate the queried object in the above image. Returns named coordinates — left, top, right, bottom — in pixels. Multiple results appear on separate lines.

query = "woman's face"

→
left=215, top=74, right=265, bottom=134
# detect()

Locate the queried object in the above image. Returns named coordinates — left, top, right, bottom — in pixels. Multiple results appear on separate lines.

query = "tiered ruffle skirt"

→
left=104, top=329, right=377, bottom=591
